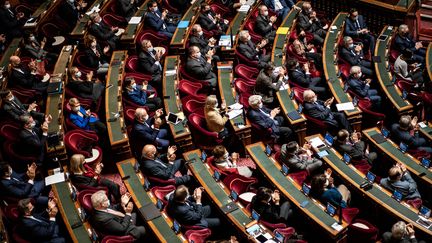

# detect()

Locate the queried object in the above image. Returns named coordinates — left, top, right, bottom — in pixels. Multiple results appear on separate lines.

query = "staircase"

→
left=416, top=0, right=432, bottom=40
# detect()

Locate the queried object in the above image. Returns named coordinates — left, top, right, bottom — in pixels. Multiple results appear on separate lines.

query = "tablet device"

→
left=281, top=164, right=289, bottom=176
left=172, top=220, right=181, bottom=234
left=302, top=183, right=311, bottom=196
left=274, top=231, right=285, bottom=243
left=419, top=206, right=431, bottom=219
left=144, top=178, right=150, bottom=191
left=317, top=150, right=329, bottom=158
left=289, top=90, right=294, bottom=100
left=201, top=151, right=207, bottom=162
left=420, top=158, right=430, bottom=169
left=324, top=133, right=334, bottom=146
left=156, top=199, right=164, bottom=211
left=297, top=104, right=303, bottom=114
left=378, top=35, right=388, bottom=41
left=251, top=209, right=260, bottom=221
left=402, top=90, right=408, bottom=100
left=230, top=190, right=239, bottom=201
left=265, top=144, right=272, bottom=156
left=381, top=127, right=390, bottom=138
left=392, top=190, right=403, bottom=202
left=255, top=235, right=268, bottom=243
left=246, top=224, right=261, bottom=236
left=399, top=142, right=408, bottom=153
left=287, top=110, right=302, bottom=121
left=213, top=170, right=221, bottom=182
left=365, top=171, right=376, bottom=183
left=326, top=203, right=337, bottom=217
left=343, top=153, right=351, bottom=164
left=167, top=112, right=181, bottom=124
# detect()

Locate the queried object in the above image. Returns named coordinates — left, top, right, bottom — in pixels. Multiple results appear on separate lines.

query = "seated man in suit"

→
left=247, top=95, right=293, bottom=144
left=88, top=13, right=122, bottom=49
left=189, top=24, right=220, bottom=63
left=138, top=39, right=165, bottom=84
left=380, top=163, right=421, bottom=200
left=117, top=0, right=139, bottom=21
left=0, top=89, right=44, bottom=123
left=394, top=24, right=426, bottom=64
left=263, top=0, right=299, bottom=21
left=303, top=90, right=352, bottom=132
left=140, top=144, right=191, bottom=185
left=58, top=0, right=87, bottom=31
left=144, top=1, right=176, bottom=38
left=347, top=66, right=382, bottom=110
left=185, top=45, right=217, bottom=87
left=0, top=162, right=48, bottom=205
left=344, top=8, right=375, bottom=55
left=382, top=221, right=422, bottom=243
left=19, top=114, right=51, bottom=163
left=255, top=5, right=277, bottom=44
left=394, top=50, right=424, bottom=85
left=0, top=1, right=25, bottom=39
left=132, top=107, right=169, bottom=149
left=334, top=129, right=377, bottom=165
left=198, top=2, right=228, bottom=35
left=8, top=55, right=48, bottom=92
left=123, top=77, right=161, bottom=111
left=391, top=115, right=432, bottom=153
left=340, top=36, right=373, bottom=77
left=279, top=141, right=323, bottom=175
left=287, top=59, right=326, bottom=97
left=67, top=67, right=105, bottom=102
left=254, top=64, right=287, bottom=107
left=90, top=190, right=146, bottom=240
left=167, top=185, right=221, bottom=228
left=297, top=2, right=327, bottom=45
left=68, top=98, right=107, bottom=138
left=237, top=30, right=270, bottom=69
left=17, top=198, right=65, bottom=243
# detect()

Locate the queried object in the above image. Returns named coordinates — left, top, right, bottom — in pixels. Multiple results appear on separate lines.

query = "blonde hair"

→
left=69, top=154, right=86, bottom=174
left=205, top=95, right=218, bottom=112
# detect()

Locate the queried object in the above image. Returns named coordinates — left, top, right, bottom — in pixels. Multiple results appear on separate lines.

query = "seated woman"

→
left=123, top=77, right=161, bottom=111
left=310, top=170, right=351, bottom=208
left=69, top=154, right=121, bottom=201
left=204, top=95, right=229, bottom=137
left=68, top=98, right=107, bottom=139
left=22, top=31, right=58, bottom=67
left=394, top=50, right=424, bottom=85
left=211, top=145, right=254, bottom=178
left=83, top=35, right=110, bottom=77
left=67, top=66, right=105, bottom=102
left=279, top=141, right=323, bottom=175
left=250, top=187, right=293, bottom=223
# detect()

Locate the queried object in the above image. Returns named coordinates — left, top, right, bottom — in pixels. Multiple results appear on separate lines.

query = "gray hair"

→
left=391, top=221, right=407, bottom=240
left=248, top=95, right=262, bottom=108
left=343, top=36, right=352, bottom=45
left=349, top=66, right=361, bottom=75
left=239, top=30, right=249, bottom=41
left=303, top=89, right=315, bottom=102
left=91, top=190, right=108, bottom=209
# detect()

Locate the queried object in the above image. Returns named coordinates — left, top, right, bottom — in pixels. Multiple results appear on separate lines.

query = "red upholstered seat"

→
left=100, top=235, right=135, bottom=243
left=126, top=55, right=140, bottom=73
left=182, top=95, right=206, bottom=116
left=342, top=207, right=359, bottom=224
left=223, top=174, right=257, bottom=195
left=74, top=52, right=97, bottom=73
left=162, top=0, right=179, bottom=13
left=274, top=227, right=296, bottom=240
left=102, top=13, right=127, bottom=28
left=12, top=226, right=31, bottom=243
left=235, top=79, right=255, bottom=96
left=185, top=228, right=212, bottom=243
left=0, top=122, right=20, bottom=142
left=357, top=99, right=385, bottom=128
left=244, top=21, right=263, bottom=43
left=64, top=130, right=102, bottom=164
left=40, top=22, right=64, bottom=39
left=249, top=120, right=274, bottom=144
left=245, top=203, right=287, bottom=230
left=416, top=11, right=432, bottom=40
left=124, top=72, right=153, bottom=83
left=234, top=64, right=258, bottom=84
left=235, top=49, right=259, bottom=67
left=138, top=30, right=169, bottom=47
left=3, top=205, right=20, bottom=223
left=146, top=175, right=176, bottom=186
left=188, top=113, right=223, bottom=149
left=406, top=198, right=422, bottom=209
left=274, top=151, right=309, bottom=185
left=3, top=140, right=38, bottom=172
left=347, top=219, right=379, bottom=243
left=9, top=88, right=38, bottom=104
left=78, top=189, right=96, bottom=214
left=178, top=79, right=207, bottom=100
left=150, top=185, right=176, bottom=205
left=207, top=156, right=238, bottom=177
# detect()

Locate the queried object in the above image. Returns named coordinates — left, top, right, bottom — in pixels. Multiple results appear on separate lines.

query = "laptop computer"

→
left=365, top=171, right=376, bottom=183
left=324, top=133, right=334, bottom=146
left=392, top=190, right=403, bottom=202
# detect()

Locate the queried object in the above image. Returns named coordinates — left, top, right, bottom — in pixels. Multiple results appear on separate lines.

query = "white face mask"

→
left=4, top=4, right=10, bottom=9
left=91, top=42, right=97, bottom=48
left=263, top=11, right=269, bottom=16
left=8, top=167, right=12, bottom=175
left=29, top=121, right=36, bottom=129
left=349, top=43, right=354, bottom=48
left=153, top=6, right=158, bottom=12
left=73, top=106, right=81, bottom=112
left=258, top=103, right=263, bottom=109
left=75, top=71, right=82, bottom=78
left=106, top=200, right=110, bottom=207
left=357, top=72, right=362, bottom=78
left=312, top=96, right=318, bottom=103
left=196, top=52, right=201, bottom=58
left=8, top=95, right=14, bottom=101
left=29, top=36, right=36, bottom=42
left=131, top=83, right=137, bottom=89
left=198, top=31, right=204, bottom=36
left=147, top=47, right=154, bottom=52
left=247, top=35, right=251, bottom=41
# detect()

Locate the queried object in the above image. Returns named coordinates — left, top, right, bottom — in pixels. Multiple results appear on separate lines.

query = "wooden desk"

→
left=106, top=51, right=132, bottom=160
left=50, top=172, right=93, bottom=243
left=120, top=0, right=151, bottom=49
left=305, top=134, right=432, bottom=238
left=0, top=38, right=20, bottom=89
left=427, top=43, right=432, bottom=83
left=70, top=0, right=107, bottom=39
left=23, top=0, right=53, bottom=30
left=374, top=26, right=413, bottom=115
left=359, top=0, right=416, bottom=12
left=45, top=45, right=72, bottom=162
left=362, top=127, right=432, bottom=186
left=246, top=142, right=349, bottom=243
left=35, top=0, right=63, bottom=34
left=217, top=62, right=251, bottom=147
left=323, top=12, right=362, bottom=131
left=183, top=150, right=275, bottom=240
left=169, top=0, right=200, bottom=54
left=162, top=56, right=193, bottom=151
left=419, top=121, right=432, bottom=142
left=117, top=159, right=187, bottom=243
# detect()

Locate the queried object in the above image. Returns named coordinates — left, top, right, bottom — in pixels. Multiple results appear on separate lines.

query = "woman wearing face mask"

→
left=123, top=77, right=161, bottom=111
left=83, top=35, right=110, bottom=77
left=211, top=145, right=254, bottom=178
left=310, top=170, right=351, bottom=208
left=250, top=187, right=293, bottom=223
left=204, top=95, right=230, bottom=137
left=67, top=66, right=105, bottom=102
left=22, top=31, right=58, bottom=68
left=68, top=97, right=107, bottom=141
left=279, top=141, right=323, bottom=175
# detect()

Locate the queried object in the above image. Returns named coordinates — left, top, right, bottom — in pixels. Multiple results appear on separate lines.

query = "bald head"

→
left=303, top=90, right=316, bottom=103
left=192, top=24, right=202, bottom=36
left=135, top=108, right=148, bottom=122
left=142, top=144, right=157, bottom=160
left=9, top=56, right=20, bottom=66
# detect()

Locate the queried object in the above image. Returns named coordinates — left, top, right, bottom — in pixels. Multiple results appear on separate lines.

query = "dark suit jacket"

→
left=144, top=10, right=166, bottom=31
left=263, top=0, right=294, bottom=11
left=340, top=46, right=364, bottom=66
left=185, top=56, right=215, bottom=81
left=138, top=50, right=162, bottom=75
left=391, top=124, right=428, bottom=148
left=89, top=22, right=117, bottom=48
left=297, top=11, right=322, bottom=33
left=69, top=173, right=99, bottom=188
left=58, top=1, right=79, bottom=28
left=289, top=68, right=313, bottom=88
left=238, top=40, right=259, bottom=61
left=9, top=66, right=38, bottom=89
left=247, top=107, right=280, bottom=136
left=139, top=154, right=177, bottom=180
left=394, top=34, right=416, bottom=53
left=250, top=196, right=282, bottom=223
left=382, top=232, right=418, bottom=243
left=304, top=100, right=338, bottom=127
left=67, top=79, right=94, bottom=99
left=0, top=7, right=21, bottom=36
left=18, top=215, right=63, bottom=243
left=333, top=140, right=366, bottom=161
left=344, top=15, right=367, bottom=37
left=0, top=171, right=33, bottom=198
left=117, top=0, right=137, bottom=19
left=3, top=98, right=30, bottom=121
left=19, top=127, right=46, bottom=159
left=198, top=11, right=218, bottom=31
left=189, top=35, right=211, bottom=55
left=255, top=14, right=273, bottom=37
left=166, top=196, right=208, bottom=228
left=347, top=77, right=369, bottom=98
left=132, top=118, right=157, bottom=145
left=254, top=69, right=282, bottom=103
left=91, top=204, right=140, bottom=238
left=83, top=45, right=108, bottom=69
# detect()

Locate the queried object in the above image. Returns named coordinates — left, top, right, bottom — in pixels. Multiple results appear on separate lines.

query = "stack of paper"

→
left=129, top=17, right=141, bottom=24
left=165, top=70, right=176, bottom=76
left=336, top=102, right=355, bottom=111
left=228, top=109, right=243, bottom=119
left=310, top=137, right=325, bottom=148
left=238, top=5, right=251, bottom=12
left=229, top=103, right=243, bottom=110
left=45, top=173, right=66, bottom=185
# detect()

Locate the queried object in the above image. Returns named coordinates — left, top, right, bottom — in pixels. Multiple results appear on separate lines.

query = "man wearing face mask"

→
left=185, top=45, right=217, bottom=87
left=280, top=141, right=323, bottom=175
left=247, top=95, right=293, bottom=144
left=340, top=36, right=374, bottom=77
left=8, top=55, right=49, bottom=93
left=198, top=2, right=228, bottom=35
left=58, top=0, right=87, bottom=30
left=237, top=30, right=270, bottom=69
left=18, top=114, right=51, bottom=163
left=89, top=13, right=122, bottom=49
left=255, top=5, right=277, bottom=44
left=138, top=39, right=165, bottom=84
left=0, top=89, right=44, bottom=123
left=67, top=67, right=105, bottom=102
left=140, top=144, right=191, bottom=185
left=68, top=98, right=107, bottom=139
left=189, top=24, right=220, bottom=62
left=287, top=60, right=327, bottom=97
left=334, top=129, right=377, bottom=165
left=0, top=0, right=25, bottom=39
left=254, top=64, right=286, bottom=107
left=303, top=89, right=352, bottom=133
left=297, top=2, right=327, bottom=45
left=132, top=107, right=170, bottom=150
left=144, top=1, right=176, bottom=38
left=345, top=8, right=375, bottom=55
left=347, top=66, right=382, bottom=110
left=394, top=24, right=426, bottom=64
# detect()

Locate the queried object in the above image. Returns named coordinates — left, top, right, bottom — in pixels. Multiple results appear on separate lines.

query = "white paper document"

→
left=129, top=17, right=142, bottom=24
left=331, top=223, right=344, bottom=231
left=310, top=137, right=325, bottom=148
left=238, top=5, right=251, bottom=12
left=228, top=109, right=243, bottom=119
left=229, top=102, right=243, bottom=110
left=336, top=102, right=354, bottom=111
left=279, top=83, right=289, bottom=90
left=165, top=69, right=176, bottom=76
left=418, top=122, right=427, bottom=128
left=45, top=173, right=66, bottom=185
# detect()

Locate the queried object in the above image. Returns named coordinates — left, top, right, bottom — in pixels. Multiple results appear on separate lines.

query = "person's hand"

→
left=303, top=63, right=310, bottom=72
left=168, top=145, right=177, bottom=156
left=398, top=163, right=407, bottom=173
left=406, top=223, right=415, bottom=237
left=154, top=118, right=162, bottom=128
left=95, top=163, right=103, bottom=174
left=351, top=131, right=359, bottom=143
left=86, top=71, right=93, bottom=81
left=142, top=82, right=148, bottom=90
left=86, top=109, right=91, bottom=116
left=231, top=152, right=239, bottom=163
left=161, top=10, right=167, bottom=19
left=28, top=60, right=37, bottom=70
left=103, top=46, right=110, bottom=54
left=303, top=142, right=312, bottom=150
left=121, top=192, right=131, bottom=206
left=221, top=101, right=227, bottom=110
left=310, top=11, right=317, bottom=19
left=328, top=177, right=334, bottom=186
left=42, top=122, right=49, bottom=133
left=48, top=206, right=58, bottom=217
left=26, top=163, right=36, bottom=180
left=27, top=102, right=37, bottom=112
left=270, top=107, right=280, bottom=118
left=355, top=45, right=362, bottom=53
left=365, top=78, right=371, bottom=85
left=325, top=168, right=332, bottom=178
left=123, top=201, right=133, bottom=213
left=155, top=108, right=163, bottom=118
left=324, top=97, right=334, bottom=106
left=272, top=190, right=280, bottom=202
left=194, top=187, right=203, bottom=202
left=415, top=42, right=422, bottom=49
left=293, top=5, right=301, bottom=10
left=44, top=114, right=52, bottom=124
left=48, top=198, right=57, bottom=210
left=111, top=26, right=119, bottom=32
left=270, top=15, right=277, bottom=23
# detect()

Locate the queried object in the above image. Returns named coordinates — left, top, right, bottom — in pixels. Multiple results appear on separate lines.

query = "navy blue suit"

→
left=125, top=85, right=161, bottom=111
left=0, top=171, right=47, bottom=204
left=344, top=15, right=375, bottom=54
left=347, top=76, right=381, bottom=108
left=144, top=10, right=176, bottom=38
left=132, top=118, right=169, bottom=149
left=247, top=107, right=292, bottom=143
left=340, top=46, right=373, bottom=77
left=391, top=124, right=432, bottom=153
left=19, top=127, right=47, bottom=164
left=139, top=154, right=190, bottom=185
left=394, top=34, right=426, bottom=63
left=303, top=100, right=351, bottom=132
left=263, top=0, right=295, bottom=20
left=18, top=215, right=65, bottom=243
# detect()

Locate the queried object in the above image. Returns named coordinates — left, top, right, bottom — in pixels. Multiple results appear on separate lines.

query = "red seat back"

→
left=347, top=219, right=379, bottom=243
left=235, top=49, right=259, bottom=67
left=234, top=64, right=258, bottom=83
left=126, top=56, right=140, bottom=73
left=150, top=185, right=176, bottom=205
left=222, top=173, right=257, bottom=194
left=78, top=189, right=97, bottom=214
left=182, top=96, right=205, bottom=116
left=188, top=113, right=223, bottom=149
left=64, top=130, right=99, bottom=158
left=178, top=80, right=206, bottom=100
left=101, top=235, right=135, bottom=243
left=185, top=228, right=212, bottom=243
left=0, top=122, right=20, bottom=142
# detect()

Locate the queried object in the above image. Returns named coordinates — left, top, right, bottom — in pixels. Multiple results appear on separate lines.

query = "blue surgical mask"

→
left=153, top=6, right=158, bottom=12
left=131, top=83, right=137, bottom=89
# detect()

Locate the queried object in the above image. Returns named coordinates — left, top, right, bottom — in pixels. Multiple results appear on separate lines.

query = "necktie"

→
left=106, top=208, right=125, bottom=217
left=355, top=20, right=361, bottom=30
left=27, top=216, right=43, bottom=223
left=8, top=9, right=14, bottom=18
